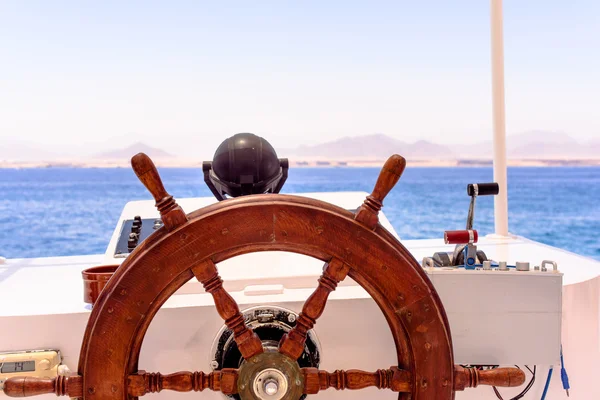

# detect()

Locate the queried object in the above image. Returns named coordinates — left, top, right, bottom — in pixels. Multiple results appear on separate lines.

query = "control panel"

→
left=100, top=192, right=562, bottom=365
left=0, top=350, right=63, bottom=390
left=113, top=216, right=163, bottom=257
left=106, top=194, right=370, bottom=262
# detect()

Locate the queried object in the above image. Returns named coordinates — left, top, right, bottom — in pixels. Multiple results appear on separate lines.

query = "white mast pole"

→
left=490, top=0, right=509, bottom=236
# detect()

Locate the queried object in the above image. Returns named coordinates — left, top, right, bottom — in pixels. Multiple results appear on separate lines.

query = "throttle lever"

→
left=466, top=182, right=499, bottom=230
left=452, top=182, right=499, bottom=267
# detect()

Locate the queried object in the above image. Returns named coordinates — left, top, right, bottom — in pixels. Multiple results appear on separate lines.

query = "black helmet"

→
left=203, top=133, right=288, bottom=200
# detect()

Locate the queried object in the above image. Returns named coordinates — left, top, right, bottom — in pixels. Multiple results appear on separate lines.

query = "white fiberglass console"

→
left=1, top=192, right=566, bottom=400
left=104, top=192, right=562, bottom=367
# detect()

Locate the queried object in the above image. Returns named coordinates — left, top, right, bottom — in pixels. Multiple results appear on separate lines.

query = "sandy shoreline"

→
left=1, top=158, right=600, bottom=169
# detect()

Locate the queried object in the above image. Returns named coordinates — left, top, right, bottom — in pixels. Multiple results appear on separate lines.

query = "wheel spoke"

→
left=128, top=370, right=238, bottom=396
left=453, top=366, right=525, bottom=391
left=302, top=367, right=411, bottom=394
left=2, top=376, right=83, bottom=398
left=279, top=258, right=350, bottom=359
left=192, top=260, right=263, bottom=359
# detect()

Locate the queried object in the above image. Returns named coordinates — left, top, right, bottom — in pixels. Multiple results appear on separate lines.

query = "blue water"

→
left=0, top=167, right=599, bottom=261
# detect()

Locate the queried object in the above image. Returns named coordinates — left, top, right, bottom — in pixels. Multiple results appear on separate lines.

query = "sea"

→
left=0, top=167, right=599, bottom=261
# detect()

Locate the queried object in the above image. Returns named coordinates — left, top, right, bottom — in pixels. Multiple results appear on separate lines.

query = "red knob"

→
left=444, top=230, right=478, bottom=244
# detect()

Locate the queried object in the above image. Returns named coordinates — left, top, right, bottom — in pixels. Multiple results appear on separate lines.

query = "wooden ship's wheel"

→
left=3, top=153, right=525, bottom=400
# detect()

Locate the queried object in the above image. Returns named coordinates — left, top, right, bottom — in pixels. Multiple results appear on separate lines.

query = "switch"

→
left=128, top=232, right=139, bottom=251
left=130, top=216, right=143, bottom=243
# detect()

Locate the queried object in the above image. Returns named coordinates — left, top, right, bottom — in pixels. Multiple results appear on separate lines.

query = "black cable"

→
left=493, top=386, right=504, bottom=400
left=525, top=365, right=534, bottom=375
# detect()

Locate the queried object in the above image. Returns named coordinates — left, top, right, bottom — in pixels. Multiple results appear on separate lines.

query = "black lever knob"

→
left=127, top=232, right=139, bottom=250
left=467, top=183, right=499, bottom=197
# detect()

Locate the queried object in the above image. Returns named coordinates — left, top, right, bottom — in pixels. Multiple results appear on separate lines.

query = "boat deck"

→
left=1, top=232, right=599, bottom=399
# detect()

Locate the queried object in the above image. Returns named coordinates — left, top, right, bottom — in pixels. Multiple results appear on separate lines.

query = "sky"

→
left=0, top=0, right=598, bottom=159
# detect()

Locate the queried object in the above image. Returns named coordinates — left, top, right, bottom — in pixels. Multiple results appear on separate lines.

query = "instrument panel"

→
left=0, top=350, right=61, bottom=390
left=113, top=217, right=163, bottom=257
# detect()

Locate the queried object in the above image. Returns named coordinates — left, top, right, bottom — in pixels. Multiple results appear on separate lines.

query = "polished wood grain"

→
left=130, top=152, right=187, bottom=231
left=355, top=154, right=406, bottom=230
left=453, top=366, right=526, bottom=391
left=127, top=370, right=238, bottom=396
left=279, top=258, right=350, bottom=359
left=192, top=260, right=263, bottom=359
left=2, top=376, right=83, bottom=398
left=302, top=367, right=411, bottom=394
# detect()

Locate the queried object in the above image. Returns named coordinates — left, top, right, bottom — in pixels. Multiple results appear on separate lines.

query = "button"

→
left=39, top=359, right=51, bottom=371
left=498, top=261, right=508, bottom=271
left=516, top=261, right=530, bottom=271
left=483, top=261, right=492, bottom=270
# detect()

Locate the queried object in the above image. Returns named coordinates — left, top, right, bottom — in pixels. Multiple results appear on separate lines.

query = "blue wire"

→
left=560, top=345, right=570, bottom=396
left=540, top=366, right=553, bottom=400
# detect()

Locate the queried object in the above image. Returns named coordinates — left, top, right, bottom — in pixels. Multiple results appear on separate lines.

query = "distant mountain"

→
left=2, top=131, right=597, bottom=164
left=508, top=130, right=580, bottom=158
left=284, top=134, right=455, bottom=159
left=284, top=131, right=600, bottom=160
left=404, top=139, right=454, bottom=158
left=449, top=130, right=598, bottom=159
left=94, top=142, right=173, bottom=160
left=285, top=134, right=395, bottom=158
left=510, top=130, right=577, bottom=145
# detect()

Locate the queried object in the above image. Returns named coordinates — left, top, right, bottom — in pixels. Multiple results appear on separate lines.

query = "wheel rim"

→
left=78, top=195, right=454, bottom=400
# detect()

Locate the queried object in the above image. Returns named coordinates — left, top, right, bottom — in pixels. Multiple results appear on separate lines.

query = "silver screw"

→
left=287, top=313, right=296, bottom=323
left=210, top=360, right=219, bottom=370
left=295, top=379, right=302, bottom=386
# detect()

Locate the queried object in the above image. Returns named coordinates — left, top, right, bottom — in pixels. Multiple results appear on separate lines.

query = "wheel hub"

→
left=253, top=369, right=287, bottom=399
left=238, top=352, right=304, bottom=400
